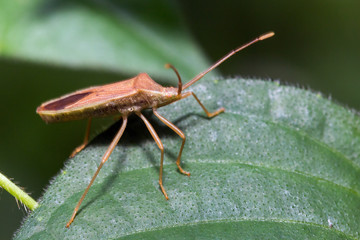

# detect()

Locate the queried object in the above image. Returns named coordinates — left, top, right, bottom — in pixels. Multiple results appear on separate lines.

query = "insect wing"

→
left=37, top=80, right=137, bottom=113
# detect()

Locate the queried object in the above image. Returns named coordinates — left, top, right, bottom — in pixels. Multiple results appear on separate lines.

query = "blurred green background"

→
left=1, top=0, right=359, bottom=239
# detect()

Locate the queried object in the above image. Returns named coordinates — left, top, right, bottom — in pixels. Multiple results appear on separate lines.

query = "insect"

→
left=36, top=32, right=274, bottom=228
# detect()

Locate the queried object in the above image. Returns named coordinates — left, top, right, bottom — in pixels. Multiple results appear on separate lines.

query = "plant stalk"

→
left=0, top=172, right=39, bottom=211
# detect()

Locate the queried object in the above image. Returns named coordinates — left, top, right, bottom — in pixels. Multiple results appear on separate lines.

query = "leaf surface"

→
left=14, top=78, right=360, bottom=239
left=0, top=0, right=211, bottom=81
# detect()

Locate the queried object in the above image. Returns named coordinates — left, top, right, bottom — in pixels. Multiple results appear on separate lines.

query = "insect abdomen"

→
left=37, top=91, right=164, bottom=123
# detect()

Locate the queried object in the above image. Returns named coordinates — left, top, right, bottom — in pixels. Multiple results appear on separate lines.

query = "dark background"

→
left=1, top=1, right=359, bottom=239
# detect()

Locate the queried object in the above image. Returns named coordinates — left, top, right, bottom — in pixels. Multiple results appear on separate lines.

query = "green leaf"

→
left=0, top=0, right=212, bottom=81
left=14, top=78, right=360, bottom=239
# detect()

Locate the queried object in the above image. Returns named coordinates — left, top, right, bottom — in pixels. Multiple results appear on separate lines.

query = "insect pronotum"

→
left=36, top=31, right=274, bottom=228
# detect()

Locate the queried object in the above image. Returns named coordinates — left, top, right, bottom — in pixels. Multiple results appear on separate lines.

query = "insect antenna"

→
left=165, top=63, right=182, bottom=95
left=182, top=31, right=274, bottom=90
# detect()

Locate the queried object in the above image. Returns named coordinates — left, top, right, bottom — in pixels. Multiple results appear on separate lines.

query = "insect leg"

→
left=136, top=112, right=169, bottom=200
left=70, top=118, right=92, bottom=158
left=66, top=117, right=128, bottom=228
left=181, top=92, right=225, bottom=118
left=153, top=109, right=190, bottom=176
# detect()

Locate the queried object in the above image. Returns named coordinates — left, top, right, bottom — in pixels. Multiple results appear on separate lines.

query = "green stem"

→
left=0, top=172, right=39, bottom=211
